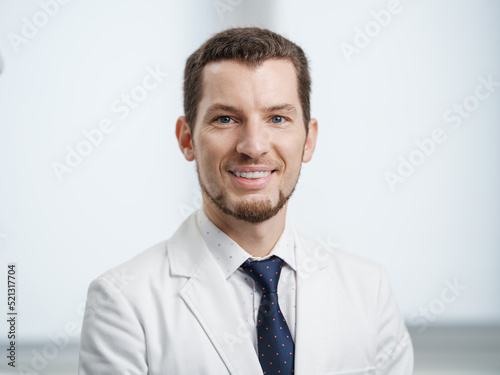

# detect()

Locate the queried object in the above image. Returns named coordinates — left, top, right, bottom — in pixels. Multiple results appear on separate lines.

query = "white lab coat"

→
left=78, top=211, right=413, bottom=374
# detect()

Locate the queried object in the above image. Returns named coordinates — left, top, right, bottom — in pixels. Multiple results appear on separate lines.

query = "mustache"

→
left=224, top=157, right=281, bottom=171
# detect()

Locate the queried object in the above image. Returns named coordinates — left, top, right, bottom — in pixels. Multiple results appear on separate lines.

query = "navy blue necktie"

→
left=241, top=256, right=294, bottom=375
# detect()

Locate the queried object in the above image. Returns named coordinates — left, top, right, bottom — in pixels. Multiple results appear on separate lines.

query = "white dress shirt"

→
left=196, top=209, right=296, bottom=353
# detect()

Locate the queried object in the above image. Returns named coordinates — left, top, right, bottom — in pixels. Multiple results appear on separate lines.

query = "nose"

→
left=235, top=117, right=271, bottom=159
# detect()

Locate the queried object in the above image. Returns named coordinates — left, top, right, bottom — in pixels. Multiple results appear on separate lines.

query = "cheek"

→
left=281, top=141, right=305, bottom=167
left=196, top=143, right=225, bottom=174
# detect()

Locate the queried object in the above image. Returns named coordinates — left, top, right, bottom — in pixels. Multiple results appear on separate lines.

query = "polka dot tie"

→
left=241, top=256, right=294, bottom=375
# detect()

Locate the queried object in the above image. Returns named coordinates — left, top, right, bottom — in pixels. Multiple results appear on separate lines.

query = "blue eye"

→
left=271, top=116, right=285, bottom=123
left=218, top=116, right=232, bottom=124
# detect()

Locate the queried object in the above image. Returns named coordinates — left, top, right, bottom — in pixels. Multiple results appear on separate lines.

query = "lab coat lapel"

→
left=293, top=229, right=333, bottom=375
left=168, top=213, right=262, bottom=375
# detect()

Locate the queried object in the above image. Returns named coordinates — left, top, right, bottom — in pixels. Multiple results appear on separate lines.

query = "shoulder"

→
left=294, top=228, right=388, bottom=304
left=85, top=211, right=203, bottom=300
left=85, top=239, right=171, bottom=305
left=294, top=228, right=383, bottom=275
left=86, top=211, right=201, bottom=301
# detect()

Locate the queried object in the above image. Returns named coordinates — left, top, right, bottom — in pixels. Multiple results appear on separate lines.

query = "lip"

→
left=229, top=170, right=275, bottom=189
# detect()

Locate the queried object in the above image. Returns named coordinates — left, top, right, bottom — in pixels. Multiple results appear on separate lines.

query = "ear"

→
left=302, top=118, right=318, bottom=163
left=176, top=116, right=195, bottom=161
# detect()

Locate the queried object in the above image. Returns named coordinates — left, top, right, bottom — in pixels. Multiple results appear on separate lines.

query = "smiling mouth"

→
left=230, top=171, right=275, bottom=179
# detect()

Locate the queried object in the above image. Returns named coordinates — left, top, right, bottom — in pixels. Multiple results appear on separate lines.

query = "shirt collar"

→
left=196, top=209, right=296, bottom=280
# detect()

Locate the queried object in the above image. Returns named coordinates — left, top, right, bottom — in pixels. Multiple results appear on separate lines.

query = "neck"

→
left=203, top=200, right=287, bottom=258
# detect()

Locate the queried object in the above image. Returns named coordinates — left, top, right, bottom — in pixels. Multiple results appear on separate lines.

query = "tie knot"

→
left=240, top=256, right=284, bottom=294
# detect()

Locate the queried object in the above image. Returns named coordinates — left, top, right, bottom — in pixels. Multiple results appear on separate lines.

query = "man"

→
left=78, top=27, right=413, bottom=374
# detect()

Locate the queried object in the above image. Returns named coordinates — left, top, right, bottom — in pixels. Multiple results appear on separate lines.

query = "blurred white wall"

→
left=0, top=0, right=499, bottom=345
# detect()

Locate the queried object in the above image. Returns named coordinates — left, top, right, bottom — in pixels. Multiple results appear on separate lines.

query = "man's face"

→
left=177, top=59, right=317, bottom=223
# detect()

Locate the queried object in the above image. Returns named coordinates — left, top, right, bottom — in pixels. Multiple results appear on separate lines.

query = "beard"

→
left=197, top=166, right=298, bottom=223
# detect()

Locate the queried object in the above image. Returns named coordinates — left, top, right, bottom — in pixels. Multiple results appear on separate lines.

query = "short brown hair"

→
left=183, top=27, right=311, bottom=133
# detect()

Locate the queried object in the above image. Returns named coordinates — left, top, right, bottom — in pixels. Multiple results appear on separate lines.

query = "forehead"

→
left=198, top=59, right=301, bottom=112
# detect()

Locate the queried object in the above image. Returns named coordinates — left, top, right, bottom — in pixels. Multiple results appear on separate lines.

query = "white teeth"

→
left=233, top=171, right=272, bottom=179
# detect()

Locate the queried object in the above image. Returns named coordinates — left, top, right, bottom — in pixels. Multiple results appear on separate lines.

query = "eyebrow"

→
left=204, top=103, right=298, bottom=116
left=263, top=104, right=297, bottom=115
left=205, top=103, right=240, bottom=114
